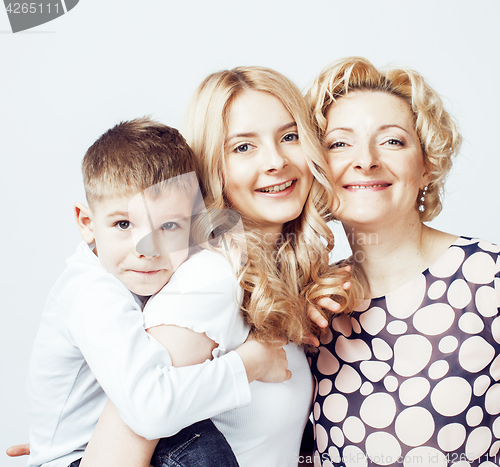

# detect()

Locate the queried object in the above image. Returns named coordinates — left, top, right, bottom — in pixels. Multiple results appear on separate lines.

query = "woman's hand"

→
left=236, top=335, right=291, bottom=383
left=6, top=443, right=30, bottom=457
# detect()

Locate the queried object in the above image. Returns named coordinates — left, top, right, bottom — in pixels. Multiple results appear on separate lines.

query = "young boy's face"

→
left=78, top=185, right=197, bottom=296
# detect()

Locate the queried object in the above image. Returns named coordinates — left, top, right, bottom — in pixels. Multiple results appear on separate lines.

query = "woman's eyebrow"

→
left=378, top=124, right=411, bottom=134
left=324, top=127, right=353, bottom=138
left=324, top=124, right=410, bottom=138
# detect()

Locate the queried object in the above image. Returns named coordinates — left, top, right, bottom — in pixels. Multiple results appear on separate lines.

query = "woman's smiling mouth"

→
left=344, top=181, right=391, bottom=191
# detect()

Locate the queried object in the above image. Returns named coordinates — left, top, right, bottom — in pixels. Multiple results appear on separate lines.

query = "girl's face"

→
left=324, top=90, right=430, bottom=231
left=224, top=90, right=313, bottom=236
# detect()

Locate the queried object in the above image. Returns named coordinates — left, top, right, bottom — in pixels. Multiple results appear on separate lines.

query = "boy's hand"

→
left=236, top=335, right=291, bottom=383
left=6, top=443, right=30, bottom=457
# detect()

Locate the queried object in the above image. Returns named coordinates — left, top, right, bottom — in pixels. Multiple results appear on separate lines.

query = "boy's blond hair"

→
left=82, top=118, right=199, bottom=206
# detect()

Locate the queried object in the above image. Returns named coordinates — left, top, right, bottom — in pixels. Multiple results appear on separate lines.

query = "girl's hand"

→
left=304, top=266, right=352, bottom=346
left=6, top=443, right=30, bottom=457
left=236, top=335, right=291, bottom=383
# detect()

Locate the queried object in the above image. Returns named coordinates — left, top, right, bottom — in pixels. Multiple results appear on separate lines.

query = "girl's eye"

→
left=282, top=132, right=299, bottom=142
left=116, top=220, right=131, bottom=230
left=235, top=143, right=252, bottom=154
left=161, top=222, right=179, bottom=231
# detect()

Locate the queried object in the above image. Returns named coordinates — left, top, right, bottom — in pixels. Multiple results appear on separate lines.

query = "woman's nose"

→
left=354, top=144, right=380, bottom=171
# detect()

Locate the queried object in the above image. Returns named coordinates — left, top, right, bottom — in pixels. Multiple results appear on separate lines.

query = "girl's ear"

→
left=74, top=202, right=95, bottom=244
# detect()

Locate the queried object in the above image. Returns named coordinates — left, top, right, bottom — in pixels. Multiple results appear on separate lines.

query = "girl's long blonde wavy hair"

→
left=184, top=66, right=357, bottom=345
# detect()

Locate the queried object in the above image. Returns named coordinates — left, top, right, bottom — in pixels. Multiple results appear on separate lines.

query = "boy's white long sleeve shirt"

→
left=27, top=242, right=251, bottom=467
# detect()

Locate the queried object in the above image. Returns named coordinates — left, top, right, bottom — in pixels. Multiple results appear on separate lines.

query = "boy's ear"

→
left=74, top=202, right=95, bottom=244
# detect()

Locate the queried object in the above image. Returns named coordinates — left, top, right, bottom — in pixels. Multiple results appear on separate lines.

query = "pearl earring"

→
left=419, top=186, right=428, bottom=212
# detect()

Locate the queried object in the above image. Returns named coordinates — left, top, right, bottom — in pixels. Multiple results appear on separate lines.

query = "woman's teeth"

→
left=258, top=180, right=294, bottom=193
left=349, top=184, right=386, bottom=189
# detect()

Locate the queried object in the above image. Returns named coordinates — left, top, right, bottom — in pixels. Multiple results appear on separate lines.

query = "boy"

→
left=25, top=118, right=289, bottom=467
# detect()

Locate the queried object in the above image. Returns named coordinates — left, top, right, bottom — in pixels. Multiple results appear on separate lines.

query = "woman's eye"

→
left=328, top=141, right=347, bottom=150
left=282, top=132, right=299, bottom=142
left=385, top=138, right=404, bottom=146
left=116, top=220, right=131, bottom=230
left=161, top=222, right=179, bottom=231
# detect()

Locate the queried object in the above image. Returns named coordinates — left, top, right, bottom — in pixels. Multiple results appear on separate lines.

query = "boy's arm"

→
left=68, top=272, right=289, bottom=440
left=67, top=273, right=250, bottom=440
left=81, top=325, right=217, bottom=467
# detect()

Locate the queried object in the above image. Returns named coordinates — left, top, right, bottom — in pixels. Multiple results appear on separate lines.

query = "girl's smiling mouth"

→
left=256, top=179, right=297, bottom=194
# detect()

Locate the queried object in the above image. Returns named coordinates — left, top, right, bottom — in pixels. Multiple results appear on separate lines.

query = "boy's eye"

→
left=161, top=222, right=179, bottom=231
left=283, top=132, right=299, bottom=142
left=116, top=220, right=131, bottom=230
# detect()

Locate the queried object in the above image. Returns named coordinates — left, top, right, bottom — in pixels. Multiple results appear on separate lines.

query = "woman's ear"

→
left=421, top=164, right=432, bottom=189
left=74, top=202, right=95, bottom=244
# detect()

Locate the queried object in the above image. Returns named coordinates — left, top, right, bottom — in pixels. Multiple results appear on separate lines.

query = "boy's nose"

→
left=135, top=230, right=165, bottom=258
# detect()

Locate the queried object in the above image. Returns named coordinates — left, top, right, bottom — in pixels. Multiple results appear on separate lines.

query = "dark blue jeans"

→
left=67, top=419, right=236, bottom=467
left=151, top=419, right=239, bottom=467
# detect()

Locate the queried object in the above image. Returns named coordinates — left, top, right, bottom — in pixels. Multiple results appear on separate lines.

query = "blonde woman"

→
left=307, top=57, right=500, bottom=466
left=71, top=66, right=354, bottom=467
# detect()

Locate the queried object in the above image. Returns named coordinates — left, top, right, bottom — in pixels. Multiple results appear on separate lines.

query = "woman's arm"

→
left=81, top=325, right=218, bottom=467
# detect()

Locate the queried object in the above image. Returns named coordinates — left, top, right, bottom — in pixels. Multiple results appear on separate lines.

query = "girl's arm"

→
left=81, top=325, right=217, bottom=467
left=81, top=325, right=290, bottom=467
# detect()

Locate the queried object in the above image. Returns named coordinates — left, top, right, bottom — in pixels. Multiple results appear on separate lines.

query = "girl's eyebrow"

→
left=225, top=121, right=297, bottom=144
left=278, top=121, right=298, bottom=132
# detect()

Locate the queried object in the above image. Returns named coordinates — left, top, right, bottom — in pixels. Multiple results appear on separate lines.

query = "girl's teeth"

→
left=259, top=180, right=294, bottom=193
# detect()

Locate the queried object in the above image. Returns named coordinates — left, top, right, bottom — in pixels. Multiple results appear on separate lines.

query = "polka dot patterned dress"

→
left=310, top=238, right=500, bottom=467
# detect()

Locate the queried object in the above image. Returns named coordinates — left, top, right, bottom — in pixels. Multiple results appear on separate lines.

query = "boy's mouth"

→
left=130, top=269, right=161, bottom=275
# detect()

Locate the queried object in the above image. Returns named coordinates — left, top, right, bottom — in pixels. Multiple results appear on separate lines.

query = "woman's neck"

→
left=345, top=221, right=457, bottom=299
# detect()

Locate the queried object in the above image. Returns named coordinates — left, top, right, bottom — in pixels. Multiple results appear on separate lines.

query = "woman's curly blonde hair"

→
left=307, top=57, right=462, bottom=221
left=184, top=66, right=357, bottom=345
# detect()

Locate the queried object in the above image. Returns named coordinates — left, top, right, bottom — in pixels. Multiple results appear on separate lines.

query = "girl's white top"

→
left=145, top=249, right=314, bottom=467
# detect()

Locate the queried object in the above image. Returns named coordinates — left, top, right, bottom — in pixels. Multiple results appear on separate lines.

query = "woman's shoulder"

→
left=454, top=236, right=500, bottom=251
left=428, top=236, right=500, bottom=286
left=447, top=236, right=500, bottom=261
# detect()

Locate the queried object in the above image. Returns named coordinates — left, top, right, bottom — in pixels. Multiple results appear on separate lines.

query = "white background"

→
left=1, top=0, right=499, bottom=463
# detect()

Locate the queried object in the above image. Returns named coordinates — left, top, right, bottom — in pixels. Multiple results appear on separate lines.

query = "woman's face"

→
left=224, top=90, right=313, bottom=236
left=324, top=90, right=430, bottom=231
